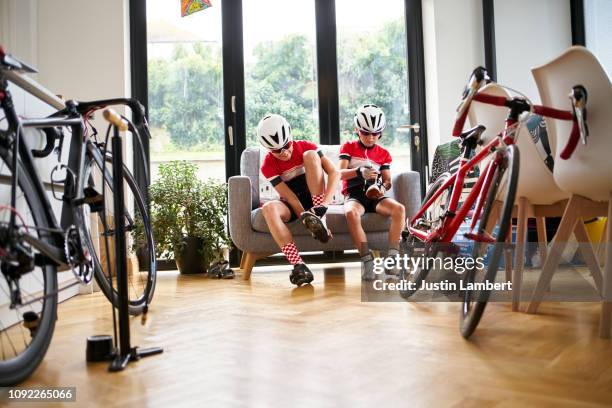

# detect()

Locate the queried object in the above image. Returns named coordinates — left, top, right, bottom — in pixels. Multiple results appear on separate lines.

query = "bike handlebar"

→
left=452, top=70, right=587, bottom=160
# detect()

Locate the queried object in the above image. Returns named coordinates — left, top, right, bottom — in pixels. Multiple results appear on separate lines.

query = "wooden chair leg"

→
left=599, top=194, right=612, bottom=339
left=513, top=197, right=528, bottom=312
left=574, top=220, right=603, bottom=293
left=597, top=217, right=608, bottom=266
left=240, top=252, right=273, bottom=281
left=239, top=252, right=247, bottom=270
left=535, top=216, right=551, bottom=292
left=536, top=217, right=548, bottom=264
left=241, top=253, right=256, bottom=281
left=505, top=219, right=513, bottom=284
left=527, top=196, right=579, bottom=314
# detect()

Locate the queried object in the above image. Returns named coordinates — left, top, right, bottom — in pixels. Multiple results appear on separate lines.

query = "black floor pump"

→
left=103, top=109, right=163, bottom=371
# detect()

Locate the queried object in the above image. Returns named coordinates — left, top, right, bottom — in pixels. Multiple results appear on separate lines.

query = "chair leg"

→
left=536, top=216, right=548, bottom=264
left=574, top=220, right=603, bottom=293
left=239, top=252, right=247, bottom=270
left=536, top=216, right=551, bottom=292
left=527, top=196, right=579, bottom=314
left=597, top=218, right=608, bottom=266
left=505, top=221, right=513, bottom=283
left=513, top=197, right=528, bottom=312
left=599, top=194, right=612, bottom=339
left=240, top=252, right=273, bottom=281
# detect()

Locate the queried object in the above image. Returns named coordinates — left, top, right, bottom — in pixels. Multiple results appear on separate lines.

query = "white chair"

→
left=527, top=46, right=612, bottom=339
left=468, top=83, right=572, bottom=312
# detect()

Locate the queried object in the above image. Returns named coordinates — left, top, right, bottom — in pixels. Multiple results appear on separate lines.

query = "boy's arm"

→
left=274, top=182, right=305, bottom=215
left=320, top=156, right=339, bottom=205
left=380, top=169, right=392, bottom=190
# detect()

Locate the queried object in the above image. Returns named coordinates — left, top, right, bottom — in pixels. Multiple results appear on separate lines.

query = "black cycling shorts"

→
left=345, top=188, right=388, bottom=213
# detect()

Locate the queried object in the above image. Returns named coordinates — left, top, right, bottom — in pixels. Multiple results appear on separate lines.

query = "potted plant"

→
left=141, top=160, right=231, bottom=274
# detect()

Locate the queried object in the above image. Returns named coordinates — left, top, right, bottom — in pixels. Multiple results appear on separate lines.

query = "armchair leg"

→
left=240, top=252, right=273, bottom=281
left=239, top=252, right=247, bottom=270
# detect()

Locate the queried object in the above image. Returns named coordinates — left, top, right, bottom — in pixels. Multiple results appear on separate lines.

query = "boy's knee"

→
left=392, top=203, right=405, bottom=218
left=261, top=201, right=278, bottom=219
left=303, top=150, right=319, bottom=164
left=345, top=208, right=361, bottom=221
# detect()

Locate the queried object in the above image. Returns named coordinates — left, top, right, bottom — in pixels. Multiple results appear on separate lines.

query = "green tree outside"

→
left=147, top=18, right=409, bottom=155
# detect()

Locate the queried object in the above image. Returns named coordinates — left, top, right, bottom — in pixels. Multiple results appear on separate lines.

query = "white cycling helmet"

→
left=257, top=114, right=293, bottom=150
left=354, top=104, right=386, bottom=134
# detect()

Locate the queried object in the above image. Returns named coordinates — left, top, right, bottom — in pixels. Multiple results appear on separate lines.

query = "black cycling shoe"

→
left=289, top=263, right=314, bottom=286
left=299, top=206, right=331, bottom=243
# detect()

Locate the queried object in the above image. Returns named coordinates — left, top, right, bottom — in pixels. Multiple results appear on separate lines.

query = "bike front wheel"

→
left=399, top=172, right=452, bottom=299
left=460, top=144, right=519, bottom=339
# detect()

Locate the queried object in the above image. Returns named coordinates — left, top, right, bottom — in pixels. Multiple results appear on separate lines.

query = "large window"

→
left=585, top=0, right=612, bottom=76
left=242, top=0, right=319, bottom=147
left=336, top=0, right=411, bottom=172
left=146, top=0, right=225, bottom=182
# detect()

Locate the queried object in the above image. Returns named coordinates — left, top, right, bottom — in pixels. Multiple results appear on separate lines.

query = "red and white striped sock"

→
left=312, top=194, right=324, bottom=207
left=281, top=242, right=304, bottom=265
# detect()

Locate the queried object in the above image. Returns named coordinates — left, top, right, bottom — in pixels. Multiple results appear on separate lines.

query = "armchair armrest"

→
left=391, top=171, right=422, bottom=220
left=228, top=176, right=253, bottom=251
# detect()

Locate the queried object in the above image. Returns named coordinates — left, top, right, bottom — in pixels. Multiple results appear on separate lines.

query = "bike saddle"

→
left=458, top=125, right=486, bottom=146
left=0, top=47, right=38, bottom=73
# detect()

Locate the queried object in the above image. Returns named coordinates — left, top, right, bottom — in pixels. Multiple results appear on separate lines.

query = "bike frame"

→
left=0, top=75, right=127, bottom=272
left=408, top=120, right=517, bottom=244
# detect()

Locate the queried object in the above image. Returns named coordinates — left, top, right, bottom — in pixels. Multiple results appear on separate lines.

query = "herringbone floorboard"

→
left=12, top=263, right=612, bottom=407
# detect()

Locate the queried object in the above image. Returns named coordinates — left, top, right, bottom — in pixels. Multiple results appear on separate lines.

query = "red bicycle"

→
left=399, top=67, right=587, bottom=338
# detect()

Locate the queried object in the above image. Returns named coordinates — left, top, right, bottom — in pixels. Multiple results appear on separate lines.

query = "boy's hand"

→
left=358, top=166, right=379, bottom=180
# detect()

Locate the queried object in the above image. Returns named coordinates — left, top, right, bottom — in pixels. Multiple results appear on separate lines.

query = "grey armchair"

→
left=228, top=146, right=422, bottom=279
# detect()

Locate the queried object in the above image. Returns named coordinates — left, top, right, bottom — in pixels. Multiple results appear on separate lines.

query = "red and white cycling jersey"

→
left=339, top=140, right=392, bottom=195
left=260, top=140, right=322, bottom=191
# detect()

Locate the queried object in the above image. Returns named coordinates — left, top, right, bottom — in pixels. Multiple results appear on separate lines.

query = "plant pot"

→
left=175, top=236, right=207, bottom=274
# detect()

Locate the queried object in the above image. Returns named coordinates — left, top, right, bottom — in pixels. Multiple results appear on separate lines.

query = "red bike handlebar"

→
left=453, top=91, right=580, bottom=159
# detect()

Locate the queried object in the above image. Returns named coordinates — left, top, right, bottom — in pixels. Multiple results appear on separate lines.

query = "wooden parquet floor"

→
left=9, top=263, right=612, bottom=407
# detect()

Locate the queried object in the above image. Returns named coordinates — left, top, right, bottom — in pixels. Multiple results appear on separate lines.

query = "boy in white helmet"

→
left=339, top=104, right=406, bottom=281
left=257, top=114, right=339, bottom=286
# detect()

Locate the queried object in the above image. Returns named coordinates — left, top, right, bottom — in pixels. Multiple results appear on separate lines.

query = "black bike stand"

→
left=107, top=121, right=163, bottom=372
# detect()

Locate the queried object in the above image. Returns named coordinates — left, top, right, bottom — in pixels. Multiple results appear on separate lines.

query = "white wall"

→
left=585, top=0, right=612, bottom=77
left=37, top=0, right=130, bottom=101
left=422, top=0, right=485, bottom=168
left=494, top=0, right=572, bottom=103
left=0, top=0, right=131, bottom=315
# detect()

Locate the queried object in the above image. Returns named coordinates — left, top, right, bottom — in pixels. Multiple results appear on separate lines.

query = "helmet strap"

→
left=357, top=138, right=375, bottom=150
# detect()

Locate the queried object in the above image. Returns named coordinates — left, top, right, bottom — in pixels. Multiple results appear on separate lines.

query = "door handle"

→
left=396, top=123, right=420, bottom=134
left=228, top=126, right=234, bottom=146
left=397, top=123, right=421, bottom=152
left=231, top=96, right=236, bottom=113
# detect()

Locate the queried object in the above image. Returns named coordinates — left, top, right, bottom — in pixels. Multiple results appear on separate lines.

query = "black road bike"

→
left=0, top=49, right=156, bottom=385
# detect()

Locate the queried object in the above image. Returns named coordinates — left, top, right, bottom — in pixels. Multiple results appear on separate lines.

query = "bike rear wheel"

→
left=78, top=150, right=156, bottom=315
left=460, top=145, right=519, bottom=339
left=0, top=146, right=58, bottom=386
